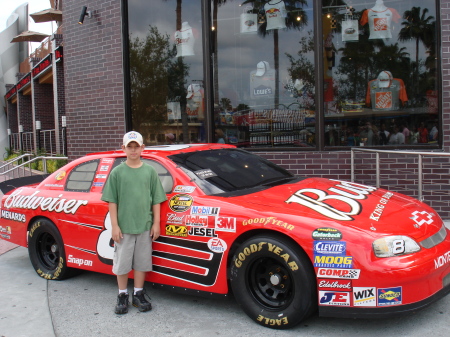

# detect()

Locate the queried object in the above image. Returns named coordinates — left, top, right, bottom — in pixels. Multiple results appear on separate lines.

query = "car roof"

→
left=86, top=143, right=236, bottom=159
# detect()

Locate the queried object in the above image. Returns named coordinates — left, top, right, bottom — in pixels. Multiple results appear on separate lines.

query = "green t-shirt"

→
left=101, top=162, right=167, bottom=234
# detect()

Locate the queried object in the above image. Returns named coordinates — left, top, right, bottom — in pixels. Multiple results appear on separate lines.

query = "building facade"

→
left=5, top=0, right=450, bottom=217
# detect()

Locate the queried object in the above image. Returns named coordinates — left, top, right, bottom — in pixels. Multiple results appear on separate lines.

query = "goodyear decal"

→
left=242, top=217, right=294, bottom=231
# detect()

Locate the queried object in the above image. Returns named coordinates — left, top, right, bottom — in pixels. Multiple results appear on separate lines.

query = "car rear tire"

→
left=28, top=219, right=72, bottom=280
left=229, top=234, right=316, bottom=329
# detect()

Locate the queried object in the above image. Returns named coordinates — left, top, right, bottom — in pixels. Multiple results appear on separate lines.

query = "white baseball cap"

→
left=377, top=71, right=393, bottom=88
left=123, top=131, right=143, bottom=146
left=255, top=61, right=269, bottom=76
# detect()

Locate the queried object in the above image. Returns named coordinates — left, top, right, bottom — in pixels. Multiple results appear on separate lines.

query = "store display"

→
left=366, top=71, right=408, bottom=111
left=341, top=18, right=359, bottom=41
left=240, top=6, right=257, bottom=34
left=174, top=22, right=196, bottom=57
left=250, top=61, right=276, bottom=99
left=186, top=83, right=204, bottom=119
left=264, top=0, right=287, bottom=30
left=360, top=0, right=401, bottom=39
left=167, top=101, right=181, bottom=120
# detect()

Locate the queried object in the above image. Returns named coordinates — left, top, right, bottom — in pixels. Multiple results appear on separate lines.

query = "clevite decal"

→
left=3, top=189, right=88, bottom=214
left=286, top=180, right=377, bottom=221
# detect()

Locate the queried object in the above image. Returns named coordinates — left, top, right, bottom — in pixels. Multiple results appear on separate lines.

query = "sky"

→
left=0, top=0, right=54, bottom=52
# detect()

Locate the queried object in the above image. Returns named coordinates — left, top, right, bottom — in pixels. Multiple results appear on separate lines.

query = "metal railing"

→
left=351, top=148, right=450, bottom=202
left=0, top=154, right=68, bottom=179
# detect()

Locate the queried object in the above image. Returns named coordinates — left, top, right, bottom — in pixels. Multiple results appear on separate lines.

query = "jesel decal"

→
left=286, top=180, right=377, bottom=221
left=4, top=189, right=88, bottom=214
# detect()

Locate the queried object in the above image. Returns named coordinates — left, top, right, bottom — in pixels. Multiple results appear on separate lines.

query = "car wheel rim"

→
left=248, top=257, right=293, bottom=309
left=37, top=232, right=60, bottom=270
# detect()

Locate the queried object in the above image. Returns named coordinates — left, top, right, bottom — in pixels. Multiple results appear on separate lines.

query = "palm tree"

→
left=398, top=7, right=435, bottom=94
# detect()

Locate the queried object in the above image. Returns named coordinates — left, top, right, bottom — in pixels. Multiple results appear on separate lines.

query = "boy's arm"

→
left=150, top=203, right=161, bottom=242
left=109, top=202, right=123, bottom=243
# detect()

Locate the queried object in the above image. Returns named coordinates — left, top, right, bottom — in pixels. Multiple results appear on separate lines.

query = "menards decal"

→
left=3, top=189, right=88, bottom=214
left=286, top=180, right=377, bottom=221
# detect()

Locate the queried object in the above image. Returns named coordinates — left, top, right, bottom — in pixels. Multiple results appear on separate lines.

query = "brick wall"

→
left=63, top=0, right=126, bottom=158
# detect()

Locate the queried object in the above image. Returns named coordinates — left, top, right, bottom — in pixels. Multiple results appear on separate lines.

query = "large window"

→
left=322, top=0, right=439, bottom=147
left=125, top=0, right=439, bottom=149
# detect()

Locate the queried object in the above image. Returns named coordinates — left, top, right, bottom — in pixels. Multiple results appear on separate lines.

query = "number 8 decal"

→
left=96, top=212, right=114, bottom=265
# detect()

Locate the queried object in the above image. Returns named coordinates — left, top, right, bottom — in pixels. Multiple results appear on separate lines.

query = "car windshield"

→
left=169, top=149, right=295, bottom=194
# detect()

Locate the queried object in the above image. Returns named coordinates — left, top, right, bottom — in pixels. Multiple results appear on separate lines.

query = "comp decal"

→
left=286, top=180, right=377, bottom=221
left=3, top=189, right=88, bottom=214
left=234, top=242, right=299, bottom=271
left=317, top=268, right=360, bottom=279
left=378, top=287, right=402, bottom=306
left=353, top=287, right=377, bottom=307
left=168, top=194, right=193, bottom=212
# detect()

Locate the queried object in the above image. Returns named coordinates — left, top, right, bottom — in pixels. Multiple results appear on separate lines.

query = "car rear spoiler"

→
left=0, top=175, right=50, bottom=195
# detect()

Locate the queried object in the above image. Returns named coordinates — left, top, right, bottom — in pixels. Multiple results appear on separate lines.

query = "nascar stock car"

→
left=0, top=144, right=449, bottom=329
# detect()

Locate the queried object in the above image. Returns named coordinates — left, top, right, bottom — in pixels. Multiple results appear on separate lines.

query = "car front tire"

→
left=230, top=234, right=316, bottom=329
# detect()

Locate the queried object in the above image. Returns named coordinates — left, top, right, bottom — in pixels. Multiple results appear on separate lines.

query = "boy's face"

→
left=122, top=141, right=144, bottom=159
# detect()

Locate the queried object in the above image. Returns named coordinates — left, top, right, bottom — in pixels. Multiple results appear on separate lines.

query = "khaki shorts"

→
left=112, top=231, right=152, bottom=275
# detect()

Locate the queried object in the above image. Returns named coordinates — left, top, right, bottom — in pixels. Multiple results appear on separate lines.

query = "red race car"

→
left=1, top=144, right=449, bottom=329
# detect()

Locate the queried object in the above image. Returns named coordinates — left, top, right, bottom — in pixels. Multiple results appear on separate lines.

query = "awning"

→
left=30, top=8, right=63, bottom=23
left=10, top=31, right=49, bottom=43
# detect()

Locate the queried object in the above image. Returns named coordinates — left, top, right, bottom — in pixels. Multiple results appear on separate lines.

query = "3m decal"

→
left=256, top=315, right=289, bottom=326
left=207, top=238, right=227, bottom=253
left=188, top=227, right=217, bottom=237
left=317, top=268, right=360, bottom=279
left=314, top=255, right=353, bottom=268
left=215, top=217, right=236, bottom=232
left=312, top=227, right=342, bottom=241
left=318, top=279, right=352, bottom=291
left=242, top=217, right=294, bottom=230
left=378, top=287, right=402, bottom=306
left=166, top=224, right=188, bottom=237
left=234, top=242, right=299, bottom=271
left=369, top=192, right=393, bottom=221
left=1, top=210, right=26, bottom=223
left=434, top=250, right=450, bottom=269
left=3, top=189, right=88, bottom=214
left=314, top=241, right=346, bottom=255
left=190, top=206, right=219, bottom=216
left=411, top=210, right=434, bottom=228
left=286, top=180, right=377, bottom=221
left=168, top=194, right=193, bottom=213
left=319, top=291, right=350, bottom=306
left=353, top=287, right=376, bottom=307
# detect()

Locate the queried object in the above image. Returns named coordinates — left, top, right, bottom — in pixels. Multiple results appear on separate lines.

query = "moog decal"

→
left=286, top=180, right=377, bottom=221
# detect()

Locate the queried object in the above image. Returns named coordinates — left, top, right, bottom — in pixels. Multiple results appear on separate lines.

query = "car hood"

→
left=231, top=177, right=442, bottom=241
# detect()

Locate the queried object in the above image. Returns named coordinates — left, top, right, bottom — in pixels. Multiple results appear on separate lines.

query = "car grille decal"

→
left=152, top=236, right=223, bottom=286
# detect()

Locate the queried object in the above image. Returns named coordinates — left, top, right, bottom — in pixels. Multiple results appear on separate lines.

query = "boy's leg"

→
left=115, top=273, right=130, bottom=314
left=133, top=270, right=146, bottom=289
left=132, top=271, right=152, bottom=312
left=117, top=273, right=129, bottom=290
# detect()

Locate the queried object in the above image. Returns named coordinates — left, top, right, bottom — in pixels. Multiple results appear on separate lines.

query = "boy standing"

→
left=101, top=131, right=167, bottom=314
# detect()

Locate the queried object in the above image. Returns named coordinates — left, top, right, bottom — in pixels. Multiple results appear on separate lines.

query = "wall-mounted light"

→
left=78, top=6, right=92, bottom=24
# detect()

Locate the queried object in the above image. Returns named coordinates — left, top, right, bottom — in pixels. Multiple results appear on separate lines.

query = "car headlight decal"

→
left=372, top=236, right=420, bottom=258
left=420, top=225, right=447, bottom=249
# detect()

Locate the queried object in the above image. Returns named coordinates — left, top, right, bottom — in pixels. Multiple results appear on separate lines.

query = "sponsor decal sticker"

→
left=68, top=255, right=93, bottom=267
left=188, top=227, right=217, bottom=237
left=215, top=217, right=236, bottom=232
left=165, top=224, right=188, bottom=237
left=353, top=287, right=376, bottom=307
left=166, top=213, right=185, bottom=224
left=317, top=279, right=352, bottom=291
left=317, top=268, right=360, bottom=279
left=44, top=184, right=63, bottom=188
left=173, top=185, right=196, bottom=194
left=93, top=182, right=104, bottom=187
left=1, top=234, right=11, bottom=239
left=194, top=169, right=217, bottom=180
left=185, top=215, right=208, bottom=226
left=0, top=226, right=12, bottom=234
left=314, top=255, right=353, bottom=268
left=168, top=194, right=193, bottom=213
left=96, top=174, right=107, bottom=179
left=434, top=250, right=450, bottom=269
left=319, top=291, right=351, bottom=306
left=190, top=206, right=219, bottom=216
left=1, top=210, right=26, bottom=222
left=312, top=227, right=342, bottom=241
left=378, top=287, right=402, bottom=306
left=207, top=238, right=227, bottom=253
left=55, top=171, right=66, bottom=180
left=101, top=158, right=114, bottom=164
left=242, top=217, right=294, bottom=230
left=100, top=165, right=110, bottom=172
left=369, top=192, right=393, bottom=221
left=314, top=241, right=346, bottom=255
left=410, top=210, right=434, bottom=228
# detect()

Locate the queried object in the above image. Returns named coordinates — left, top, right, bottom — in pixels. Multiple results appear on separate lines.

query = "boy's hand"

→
left=151, top=224, right=160, bottom=242
left=112, top=226, right=123, bottom=243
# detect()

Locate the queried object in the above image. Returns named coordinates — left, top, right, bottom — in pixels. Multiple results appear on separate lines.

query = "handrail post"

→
left=376, top=152, right=380, bottom=188
left=351, top=149, right=354, bottom=182
left=418, top=154, right=423, bottom=201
